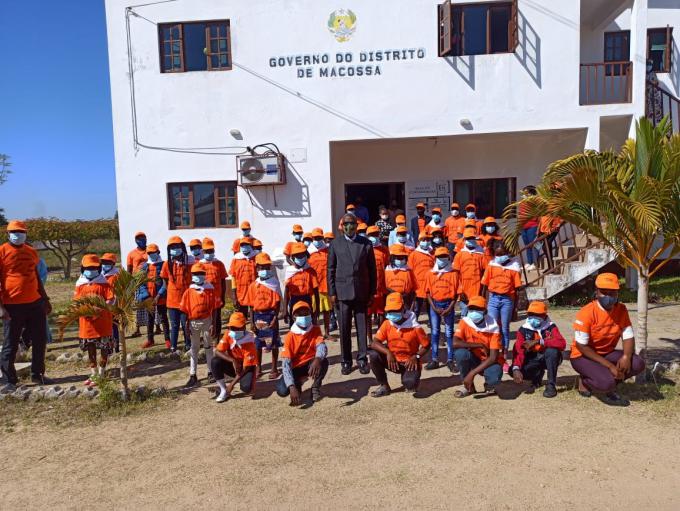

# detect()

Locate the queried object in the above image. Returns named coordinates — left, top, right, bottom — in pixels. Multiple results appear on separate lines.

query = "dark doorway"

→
left=344, top=182, right=405, bottom=225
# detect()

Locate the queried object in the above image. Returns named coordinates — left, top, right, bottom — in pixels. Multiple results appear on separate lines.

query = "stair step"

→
left=526, top=287, right=547, bottom=301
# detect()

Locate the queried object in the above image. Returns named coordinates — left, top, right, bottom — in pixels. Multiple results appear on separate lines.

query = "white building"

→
left=105, top=0, right=680, bottom=264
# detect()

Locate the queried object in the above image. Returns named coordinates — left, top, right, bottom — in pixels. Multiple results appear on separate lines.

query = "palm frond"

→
left=57, top=295, right=112, bottom=339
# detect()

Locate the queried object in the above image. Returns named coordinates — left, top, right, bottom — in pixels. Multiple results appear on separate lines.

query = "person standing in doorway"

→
left=354, top=196, right=370, bottom=224
left=126, top=231, right=148, bottom=337
left=327, top=213, right=377, bottom=375
left=410, top=202, right=431, bottom=242
left=375, top=206, right=393, bottom=244
left=387, top=199, right=404, bottom=225
left=0, top=221, right=52, bottom=387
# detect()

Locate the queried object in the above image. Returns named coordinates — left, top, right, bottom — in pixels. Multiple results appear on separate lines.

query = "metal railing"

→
left=646, top=80, right=680, bottom=135
left=580, top=61, right=632, bottom=105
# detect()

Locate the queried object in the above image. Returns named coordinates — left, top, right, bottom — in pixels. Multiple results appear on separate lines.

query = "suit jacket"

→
left=410, top=215, right=432, bottom=242
left=327, top=235, right=376, bottom=302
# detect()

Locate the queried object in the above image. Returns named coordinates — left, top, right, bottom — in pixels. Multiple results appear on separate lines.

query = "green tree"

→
left=27, top=218, right=119, bottom=278
left=58, top=269, right=152, bottom=398
left=0, top=154, right=12, bottom=225
left=505, top=117, right=680, bottom=370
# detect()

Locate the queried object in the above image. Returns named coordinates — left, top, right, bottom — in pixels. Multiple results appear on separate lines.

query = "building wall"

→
left=105, top=0, right=662, bottom=261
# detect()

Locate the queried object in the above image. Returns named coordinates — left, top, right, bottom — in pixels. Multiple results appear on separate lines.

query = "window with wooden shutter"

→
left=647, top=27, right=673, bottom=73
left=168, top=181, right=238, bottom=229
left=159, top=20, right=232, bottom=74
left=438, top=1, right=453, bottom=57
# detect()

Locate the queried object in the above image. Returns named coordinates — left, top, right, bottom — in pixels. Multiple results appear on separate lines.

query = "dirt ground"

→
left=1, top=303, right=680, bottom=510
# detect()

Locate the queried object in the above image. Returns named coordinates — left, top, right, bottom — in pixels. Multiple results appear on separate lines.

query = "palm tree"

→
left=58, top=269, right=153, bottom=398
left=505, top=116, right=680, bottom=369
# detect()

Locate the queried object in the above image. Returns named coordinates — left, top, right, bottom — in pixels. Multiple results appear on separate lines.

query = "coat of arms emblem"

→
left=327, top=9, right=357, bottom=42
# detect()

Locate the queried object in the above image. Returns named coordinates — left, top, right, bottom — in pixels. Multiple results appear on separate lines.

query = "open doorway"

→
left=344, top=182, right=405, bottom=224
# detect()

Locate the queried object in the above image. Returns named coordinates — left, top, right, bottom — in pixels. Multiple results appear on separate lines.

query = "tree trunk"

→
left=63, top=256, right=72, bottom=280
left=636, top=268, right=649, bottom=383
left=119, top=328, right=130, bottom=399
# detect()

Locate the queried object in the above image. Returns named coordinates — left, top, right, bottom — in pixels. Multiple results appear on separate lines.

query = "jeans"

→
left=488, top=293, right=514, bottom=351
left=210, top=357, right=255, bottom=393
left=429, top=299, right=455, bottom=362
left=459, top=300, right=468, bottom=318
left=454, top=348, right=502, bottom=387
left=521, top=226, right=538, bottom=265
left=276, top=359, right=329, bottom=396
left=571, top=350, right=645, bottom=393
left=519, top=347, right=562, bottom=386
left=147, top=304, right=169, bottom=342
left=368, top=350, right=421, bottom=390
left=168, top=307, right=188, bottom=351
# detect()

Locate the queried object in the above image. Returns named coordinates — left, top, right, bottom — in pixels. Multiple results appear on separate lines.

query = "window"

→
left=647, top=27, right=673, bottom=73
left=159, top=20, right=231, bottom=73
left=604, top=30, right=630, bottom=76
left=438, top=1, right=517, bottom=57
left=167, top=181, right=238, bottom=229
left=452, top=178, right=516, bottom=218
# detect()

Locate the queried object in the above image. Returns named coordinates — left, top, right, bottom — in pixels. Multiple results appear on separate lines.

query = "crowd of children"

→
left=69, top=202, right=643, bottom=406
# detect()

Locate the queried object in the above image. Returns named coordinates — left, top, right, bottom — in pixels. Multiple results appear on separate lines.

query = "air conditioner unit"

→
left=237, top=154, right=286, bottom=187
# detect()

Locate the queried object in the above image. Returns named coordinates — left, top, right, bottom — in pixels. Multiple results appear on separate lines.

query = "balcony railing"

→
left=646, top=80, right=680, bottom=135
left=580, top=61, right=632, bottom=105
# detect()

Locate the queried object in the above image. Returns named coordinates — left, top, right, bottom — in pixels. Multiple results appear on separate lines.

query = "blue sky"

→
left=0, top=1, right=116, bottom=220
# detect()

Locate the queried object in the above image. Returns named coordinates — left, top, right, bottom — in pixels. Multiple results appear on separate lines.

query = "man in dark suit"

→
left=409, top=202, right=431, bottom=242
left=328, top=213, right=377, bottom=375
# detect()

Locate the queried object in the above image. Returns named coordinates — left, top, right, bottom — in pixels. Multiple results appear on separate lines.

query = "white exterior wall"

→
left=105, top=0, right=678, bottom=262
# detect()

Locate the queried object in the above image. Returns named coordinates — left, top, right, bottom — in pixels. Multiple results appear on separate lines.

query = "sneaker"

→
left=185, top=375, right=198, bottom=388
left=1, top=382, right=17, bottom=394
left=31, top=375, right=53, bottom=385
left=183, top=343, right=191, bottom=352
left=311, top=387, right=322, bottom=402
left=165, top=340, right=171, bottom=349
left=216, top=391, right=229, bottom=403
left=604, top=391, right=630, bottom=406
left=207, top=372, right=215, bottom=384
left=341, top=363, right=352, bottom=376
left=425, top=360, right=439, bottom=370
left=370, top=384, right=391, bottom=398
left=357, top=360, right=370, bottom=375
left=483, top=383, right=497, bottom=395
left=84, top=378, right=96, bottom=387
left=543, top=384, right=557, bottom=398
left=502, top=362, right=510, bottom=373
left=141, top=340, right=154, bottom=349
left=447, top=360, right=458, bottom=374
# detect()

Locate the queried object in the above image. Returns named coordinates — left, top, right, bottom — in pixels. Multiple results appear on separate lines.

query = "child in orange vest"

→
left=180, top=263, right=218, bottom=387
left=143, top=243, right=170, bottom=349
left=385, top=244, right=416, bottom=308
left=367, top=225, right=389, bottom=342
left=160, top=236, right=192, bottom=353
left=425, top=247, right=459, bottom=372
left=100, top=252, right=121, bottom=353
left=229, top=238, right=257, bottom=315
left=75, top=254, right=115, bottom=386
left=247, top=252, right=282, bottom=380
left=453, top=227, right=488, bottom=318
left=308, top=228, right=332, bottom=337
left=409, top=231, right=434, bottom=325
left=211, top=312, right=258, bottom=402
left=200, top=237, right=228, bottom=341
left=284, top=242, right=319, bottom=325
left=283, top=224, right=304, bottom=265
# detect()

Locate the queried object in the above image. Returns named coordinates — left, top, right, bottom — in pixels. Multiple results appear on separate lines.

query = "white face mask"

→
left=451, top=210, right=460, bottom=217
left=8, top=232, right=26, bottom=246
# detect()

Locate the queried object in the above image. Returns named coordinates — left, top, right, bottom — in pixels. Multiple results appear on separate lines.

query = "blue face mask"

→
left=83, top=269, right=99, bottom=280
left=148, top=253, right=161, bottom=263
left=465, top=240, right=476, bottom=249
left=485, top=226, right=496, bottom=234
left=368, top=236, right=379, bottom=246
left=293, top=256, right=307, bottom=267
left=303, top=240, right=312, bottom=247
left=8, top=232, right=26, bottom=245
left=432, top=214, right=442, bottom=222
left=240, top=245, right=251, bottom=255
left=527, top=316, right=543, bottom=329
left=468, top=310, right=484, bottom=324
left=258, top=269, right=271, bottom=279
left=393, top=258, right=406, bottom=268
left=419, top=241, right=430, bottom=250
left=169, top=248, right=182, bottom=257
left=397, top=235, right=407, bottom=244
left=242, top=229, right=251, bottom=237
left=436, top=258, right=449, bottom=269
left=203, top=252, right=215, bottom=261
left=313, top=240, right=325, bottom=249
left=495, top=255, right=510, bottom=265
left=386, top=312, right=403, bottom=323
left=102, top=264, right=113, bottom=273
left=466, top=211, right=476, bottom=219
left=598, top=295, right=618, bottom=310
left=191, top=275, right=205, bottom=285
left=191, top=248, right=202, bottom=257
left=295, top=315, right=312, bottom=329
left=293, top=233, right=303, bottom=242
left=136, top=238, right=147, bottom=249
left=229, top=330, right=245, bottom=340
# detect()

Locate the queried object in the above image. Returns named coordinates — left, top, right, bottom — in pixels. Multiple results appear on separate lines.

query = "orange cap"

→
left=227, top=312, right=247, bottom=328
left=395, top=214, right=406, bottom=224
left=432, top=207, right=442, bottom=214
left=389, top=245, right=408, bottom=257
left=396, top=225, right=408, bottom=234
left=168, top=236, right=183, bottom=246
left=255, top=252, right=272, bottom=266
left=134, top=231, right=146, bottom=238
left=6, top=220, right=27, bottom=232
left=292, top=224, right=303, bottom=233
left=311, top=227, right=324, bottom=237
left=101, top=253, right=117, bottom=263
left=418, top=231, right=432, bottom=241
left=434, top=247, right=450, bottom=257
left=416, top=202, right=426, bottom=209
left=429, top=225, right=443, bottom=234
left=366, top=225, right=380, bottom=235
left=463, top=228, right=477, bottom=239
left=324, top=232, right=335, bottom=240
left=527, top=301, right=548, bottom=315
left=468, top=295, right=487, bottom=309
left=146, top=243, right=160, bottom=254
left=190, top=262, right=206, bottom=274
left=483, top=217, right=496, bottom=224
left=189, top=238, right=201, bottom=248
left=252, top=239, right=262, bottom=249
left=81, top=254, right=100, bottom=267
left=239, top=237, right=252, bottom=246
left=345, top=204, right=355, bottom=210
left=384, top=292, right=404, bottom=312
left=357, top=223, right=367, bottom=232
left=303, top=232, right=313, bottom=240
left=595, top=272, right=620, bottom=290
left=465, top=203, right=476, bottom=210
left=292, top=301, right=312, bottom=315
left=290, top=242, right=308, bottom=256
left=240, top=221, right=251, bottom=230
left=450, top=203, right=460, bottom=209
left=202, top=238, right=215, bottom=250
